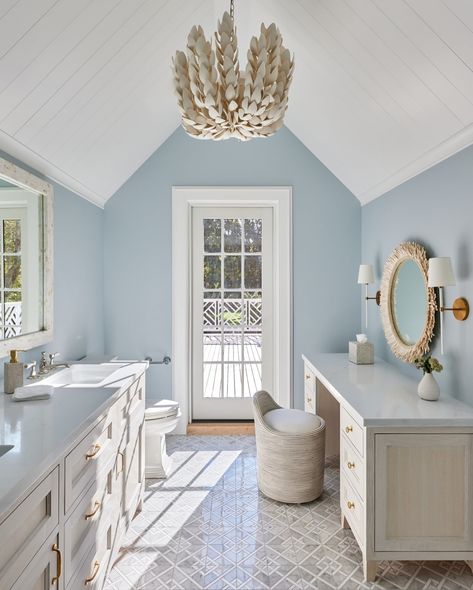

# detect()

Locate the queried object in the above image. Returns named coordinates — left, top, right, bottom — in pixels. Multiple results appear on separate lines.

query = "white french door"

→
left=192, top=207, right=274, bottom=420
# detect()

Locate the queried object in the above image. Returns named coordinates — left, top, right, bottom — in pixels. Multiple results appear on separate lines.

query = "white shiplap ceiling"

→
left=0, top=0, right=473, bottom=207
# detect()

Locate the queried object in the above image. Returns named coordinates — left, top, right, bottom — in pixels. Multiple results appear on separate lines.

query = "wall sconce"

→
left=358, top=264, right=381, bottom=329
left=428, top=257, right=469, bottom=354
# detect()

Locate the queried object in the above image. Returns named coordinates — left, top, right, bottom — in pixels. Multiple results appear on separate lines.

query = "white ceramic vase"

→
left=417, top=372, right=440, bottom=401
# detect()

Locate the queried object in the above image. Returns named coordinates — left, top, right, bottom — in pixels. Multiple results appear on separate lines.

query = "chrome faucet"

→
left=39, top=351, right=49, bottom=374
left=48, top=352, right=70, bottom=370
left=25, top=361, right=38, bottom=380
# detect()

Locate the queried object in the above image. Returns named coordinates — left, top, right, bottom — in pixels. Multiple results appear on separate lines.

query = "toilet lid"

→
left=145, top=399, right=179, bottom=420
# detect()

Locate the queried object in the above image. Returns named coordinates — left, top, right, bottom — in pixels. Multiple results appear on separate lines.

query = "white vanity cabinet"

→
left=303, top=354, right=473, bottom=582
left=0, top=367, right=146, bottom=590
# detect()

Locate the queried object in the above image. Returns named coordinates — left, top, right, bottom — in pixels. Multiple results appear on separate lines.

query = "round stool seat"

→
left=264, top=408, right=323, bottom=434
left=145, top=399, right=179, bottom=421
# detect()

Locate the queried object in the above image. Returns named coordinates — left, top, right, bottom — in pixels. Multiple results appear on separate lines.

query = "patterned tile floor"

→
left=104, top=435, right=473, bottom=590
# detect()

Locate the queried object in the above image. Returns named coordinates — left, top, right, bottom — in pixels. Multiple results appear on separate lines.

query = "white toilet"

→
left=145, top=399, right=180, bottom=478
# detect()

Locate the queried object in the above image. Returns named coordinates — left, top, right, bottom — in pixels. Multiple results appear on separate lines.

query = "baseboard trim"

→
left=187, top=422, right=255, bottom=435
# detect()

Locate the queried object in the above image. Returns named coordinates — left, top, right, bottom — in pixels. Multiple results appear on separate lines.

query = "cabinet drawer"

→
left=340, top=406, right=364, bottom=457
left=117, top=374, right=145, bottom=431
left=0, top=467, right=59, bottom=589
left=65, top=411, right=115, bottom=513
left=303, top=365, right=316, bottom=394
left=304, top=385, right=315, bottom=414
left=341, top=436, right=364, bottom=499
left=341, top=474, right=365, bottom=546
left=64, top=468, right=115, bottom=586
left=68, top=521, right=113, bottom=590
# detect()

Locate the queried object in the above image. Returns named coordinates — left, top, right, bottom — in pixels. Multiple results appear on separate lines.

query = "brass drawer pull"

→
left=85, top=561, right=100, bottom=585
left=84, top=500, right=101, bottom=521
left=85, top=444, right=101, bottom=460
left=347, top=501, right=355, bottom=510
left=51, top=543, right=62, bottom=585
left=305, top=374, right=311, bottom=380
left=117, top=450, right=124, bottom=475
left=306, top=396, right=312, bottom=404
left=347, top=461, right=355, bottom=470
left=345, top=425, right=353, bottom=433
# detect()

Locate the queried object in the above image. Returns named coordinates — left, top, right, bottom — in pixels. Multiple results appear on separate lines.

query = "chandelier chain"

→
left=230, top=0, right=234, bottom=20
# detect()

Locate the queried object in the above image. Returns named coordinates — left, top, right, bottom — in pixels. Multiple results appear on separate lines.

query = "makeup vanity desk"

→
left=303, top=353, right=473, bottom=582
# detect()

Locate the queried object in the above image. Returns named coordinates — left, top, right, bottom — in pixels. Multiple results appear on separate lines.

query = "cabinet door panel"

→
left=375, top=433, right=473, bottom=551
left=11, top=532, right=59, bottom=590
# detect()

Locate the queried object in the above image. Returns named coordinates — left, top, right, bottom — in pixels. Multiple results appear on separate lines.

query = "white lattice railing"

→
left=203, top=298, right=262, bottom=331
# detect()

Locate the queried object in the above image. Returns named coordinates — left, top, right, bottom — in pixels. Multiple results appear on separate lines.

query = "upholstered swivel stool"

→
left=253, top=390, right=326, bottom=503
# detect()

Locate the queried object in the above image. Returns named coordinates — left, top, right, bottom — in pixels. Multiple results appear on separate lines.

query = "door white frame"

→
left=172, top=187, right=292, bottom=434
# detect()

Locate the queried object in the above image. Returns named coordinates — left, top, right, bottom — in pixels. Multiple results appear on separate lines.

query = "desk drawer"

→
left=67, top=521, right=113, bottom=590
left=341, top=436, right=364, bottom=499
left=341, top=474, right=365, bottom=546
left=340, top=406, right=364, bottom=457
left=65, top=411, right=115, bottom=513
left=304, top=385, right=315, bottom=414
left=64, top=468, right=115, bottom=586
left=303, top=365, right=316, bottom=394
left=0, top=467, right=59, bottom=588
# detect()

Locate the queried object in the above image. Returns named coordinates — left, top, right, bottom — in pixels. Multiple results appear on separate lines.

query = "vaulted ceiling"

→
left=0, top=0, right=472, bottom=207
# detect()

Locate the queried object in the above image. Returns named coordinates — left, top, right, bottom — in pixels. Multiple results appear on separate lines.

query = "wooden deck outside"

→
left=203, top=333, right=262, bottom=398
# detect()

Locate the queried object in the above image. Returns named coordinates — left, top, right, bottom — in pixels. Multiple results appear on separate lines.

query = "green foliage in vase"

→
left=414, top=355, right=443, bottom=374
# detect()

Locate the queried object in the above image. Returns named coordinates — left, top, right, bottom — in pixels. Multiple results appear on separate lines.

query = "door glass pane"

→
left=3, top=220, right=21, bottom=253
left=223, top=293, right=242, bottom=327
left=4, top=256, right=21, bottom=289
left=204, top=256, right=221, bottom=289
left=224, top=219, right=242, bottom=252
left=244, top=219, right=262, bottom=252
left=223, top=332, right=243, bottom=362
left=244, top=256, right=261, bottom=289
left=223, top=364, right=243, bottom=398
left=224, top=256, right=241, bottom=288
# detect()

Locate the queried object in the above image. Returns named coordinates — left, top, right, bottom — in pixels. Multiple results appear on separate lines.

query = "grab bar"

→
left=144, top=356, right=171, bottom=366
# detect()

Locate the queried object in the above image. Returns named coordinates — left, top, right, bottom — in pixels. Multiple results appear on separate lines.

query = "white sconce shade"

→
left=428, top=257, right=456, bottom=287
left=358, top=264, right=374, bottom=284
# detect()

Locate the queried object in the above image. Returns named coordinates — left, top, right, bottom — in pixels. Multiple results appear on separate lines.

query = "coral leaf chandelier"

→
left=172, top=0, right=294, bottom=141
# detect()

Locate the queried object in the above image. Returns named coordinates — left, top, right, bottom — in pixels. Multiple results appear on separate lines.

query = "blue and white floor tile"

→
left=104, top=435, right=473, bottom=590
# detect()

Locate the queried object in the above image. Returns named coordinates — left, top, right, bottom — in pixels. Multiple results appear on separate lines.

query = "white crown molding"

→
left=359, top=123, right=473, bottom=206
left=0, top=130, right=106, bottom=209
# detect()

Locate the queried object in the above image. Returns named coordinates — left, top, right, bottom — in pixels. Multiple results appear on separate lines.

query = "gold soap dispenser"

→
left=4, top=349, right=24, bottom=394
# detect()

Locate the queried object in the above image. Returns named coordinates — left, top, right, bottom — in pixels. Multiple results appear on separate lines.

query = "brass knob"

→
left=347, top=501, right=355, bottom=510
left=305, top=374, right=311, bottom=380
left=347, top=461, right=355, bottom=470
left=306, top=396, right=312, bottom=403
left=345, top=425, right=353, bottom=433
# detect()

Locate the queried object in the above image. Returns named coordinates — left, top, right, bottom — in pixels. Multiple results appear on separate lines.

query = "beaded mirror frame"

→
left=380, top=242, right=436, bottom=363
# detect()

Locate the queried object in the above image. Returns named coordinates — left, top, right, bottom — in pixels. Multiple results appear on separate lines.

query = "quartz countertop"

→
left=0, top=361, right=148, bottom=520
left=303, top=353, right=473, bottom=427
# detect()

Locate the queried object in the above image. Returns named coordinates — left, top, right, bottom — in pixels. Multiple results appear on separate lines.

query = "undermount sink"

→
left=40, top=364, right=123, bottom=387
left=0, top=445, right=14, bottom=457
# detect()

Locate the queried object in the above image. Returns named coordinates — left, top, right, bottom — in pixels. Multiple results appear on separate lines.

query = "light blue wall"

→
left=362, top=145, right=473, bottom=402
left=104, top=126, right=361, bottom=409
left=0, top=151, right=104, bottom=375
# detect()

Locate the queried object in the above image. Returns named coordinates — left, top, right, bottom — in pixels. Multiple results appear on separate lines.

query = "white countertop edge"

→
left=0, top=362, right=147, bottom=522
left=302, top=353, right=473, bottom=428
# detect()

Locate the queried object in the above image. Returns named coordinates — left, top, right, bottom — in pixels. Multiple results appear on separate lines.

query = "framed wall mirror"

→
left=0, top=157, right=53, bottom=356
left=380, top=242, right=436, bottom=363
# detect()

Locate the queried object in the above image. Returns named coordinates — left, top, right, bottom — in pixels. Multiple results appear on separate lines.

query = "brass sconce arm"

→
left=365, top=291, right=381, bottom=306
left=440, top=297, right=469, bottom=321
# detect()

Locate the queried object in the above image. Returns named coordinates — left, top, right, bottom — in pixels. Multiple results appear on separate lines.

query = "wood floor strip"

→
left=187, top=422, right=255, bottom=435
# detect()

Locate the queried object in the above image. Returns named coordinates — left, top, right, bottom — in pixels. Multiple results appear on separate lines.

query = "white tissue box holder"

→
left=349, top=341, right=374, bottom=365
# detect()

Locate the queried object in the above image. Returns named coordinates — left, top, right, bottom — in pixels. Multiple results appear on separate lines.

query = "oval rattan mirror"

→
left=380, top=242, right=436, bottom=363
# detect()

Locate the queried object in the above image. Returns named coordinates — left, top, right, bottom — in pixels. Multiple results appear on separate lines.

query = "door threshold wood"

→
left=187, top=422, right=255, bottom=435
